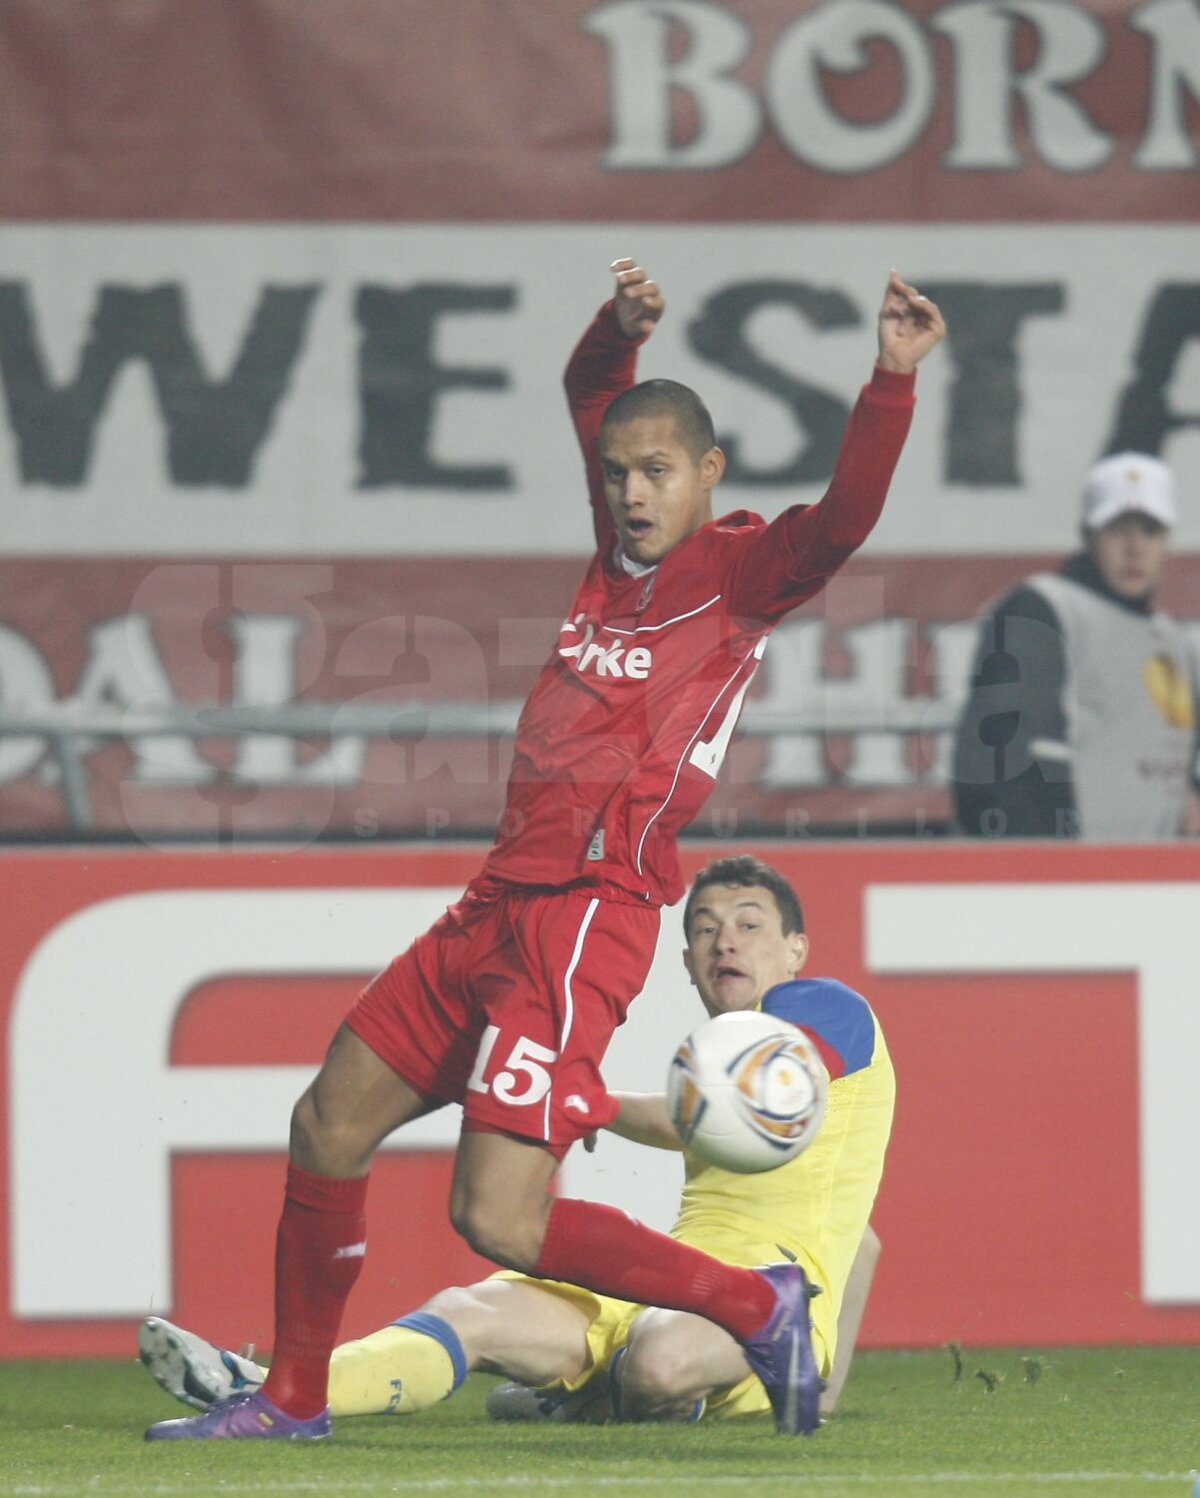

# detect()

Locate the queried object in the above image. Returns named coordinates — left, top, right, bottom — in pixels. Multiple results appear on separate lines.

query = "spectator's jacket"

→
left=952, top=552, right=1199, bottom=838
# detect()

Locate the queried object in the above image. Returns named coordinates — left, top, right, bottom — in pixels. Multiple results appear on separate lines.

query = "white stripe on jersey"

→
left=544, top=896, right=600, bottom=1141
left=633, top=636, right=766, bottom=877
left=603, top=594, right=722, bottom=636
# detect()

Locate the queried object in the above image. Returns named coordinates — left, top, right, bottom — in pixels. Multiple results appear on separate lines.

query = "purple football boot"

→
left=741, top=1263, right=822, bottom=1435
left=145, top=1389, right=331, bottom=1442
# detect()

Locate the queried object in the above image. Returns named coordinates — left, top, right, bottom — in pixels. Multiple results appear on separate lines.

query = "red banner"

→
left=1, top=4, right=1198, bottom=836
left=4, top=841, right=1199, bottom=1357
left=1, top=2, right=1195, bottom=222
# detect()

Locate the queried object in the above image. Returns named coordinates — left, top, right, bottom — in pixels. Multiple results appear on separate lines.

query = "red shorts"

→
left=346, top=878, right=660, bottom=1151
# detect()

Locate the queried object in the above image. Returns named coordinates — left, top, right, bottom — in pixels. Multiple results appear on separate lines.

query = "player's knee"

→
left=289, top=1090, right=369, bottom=1175
left=420, top=1284, right=477, bottom=1322
left=289, top=1091, right=322, bottom=1161
left=448, top=1197, right=543, bottom=1272
left=620, top=1339, right=692, bottom=1411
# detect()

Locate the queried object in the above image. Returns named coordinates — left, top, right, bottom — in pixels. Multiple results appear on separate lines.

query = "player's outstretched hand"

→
left=876, top=270, right=945, bottom=374
left=611, top=258, right=666, bottom=339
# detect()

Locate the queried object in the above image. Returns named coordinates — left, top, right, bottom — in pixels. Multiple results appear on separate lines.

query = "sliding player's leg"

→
left=487, top=1266, right=823, bottom=1429
left=487, top=1228, right=883, bottom=1429
left=141, top=1278, right=598, bottom=1419
left=139, top=1317, right=265, bottom=1411
left=614, top=1226, right=885, bottom=1425
left=330, top=1278, right=594, bottom=1415
left=616, top=1226, right=881, bottom=1425
left=613, top=1306, right=745, bottom=1421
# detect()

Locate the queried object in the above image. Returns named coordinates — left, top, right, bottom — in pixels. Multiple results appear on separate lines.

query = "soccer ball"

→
left=666, top=1010, right=828, bottom=1174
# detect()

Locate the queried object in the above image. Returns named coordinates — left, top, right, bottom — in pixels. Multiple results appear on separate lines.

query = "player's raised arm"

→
left=564, top=260, right=666, bottom=550
left=727, top=270, right=944, bottom=623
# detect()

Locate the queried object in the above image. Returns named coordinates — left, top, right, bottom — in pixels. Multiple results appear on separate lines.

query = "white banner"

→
left=1, top=224, right=1198, bottom=557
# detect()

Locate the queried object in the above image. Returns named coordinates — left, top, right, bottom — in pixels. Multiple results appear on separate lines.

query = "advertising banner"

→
left=2, top=225, right=1198, bottom=559
left=3, top=841, right=1200, bottom=1357
left=1, top=2, right=1197, bottom=225
left=1, top=1, right=1198, bottom=835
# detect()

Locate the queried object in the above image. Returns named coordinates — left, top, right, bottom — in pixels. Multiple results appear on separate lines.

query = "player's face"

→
left=682, top=883, right=809, bottom=1017
left=1086, top=514, right=1170, bottom=600
left=599, top=416, right=723, bottom=565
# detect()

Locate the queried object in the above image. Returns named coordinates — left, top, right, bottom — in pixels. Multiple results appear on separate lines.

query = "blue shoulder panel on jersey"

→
left=762, top=978, right=876, bottom=1077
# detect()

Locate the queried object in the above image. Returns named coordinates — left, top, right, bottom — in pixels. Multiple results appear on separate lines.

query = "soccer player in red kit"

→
left=146, top=259, right=944, bottom=1444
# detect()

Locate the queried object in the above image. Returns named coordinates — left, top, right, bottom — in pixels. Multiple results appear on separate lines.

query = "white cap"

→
left=1082, top=451, right=1176, bottom=531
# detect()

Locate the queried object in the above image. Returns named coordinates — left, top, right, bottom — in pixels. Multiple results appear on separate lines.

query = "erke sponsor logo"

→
left=558, top=616, right=653, bottom=680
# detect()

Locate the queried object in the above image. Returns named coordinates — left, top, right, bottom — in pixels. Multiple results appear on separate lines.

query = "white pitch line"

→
left=4, top=1472, right=1195, bottom=1495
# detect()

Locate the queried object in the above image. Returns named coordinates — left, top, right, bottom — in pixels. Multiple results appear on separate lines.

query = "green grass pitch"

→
left=0, top=1348, right=1196, bottom=1498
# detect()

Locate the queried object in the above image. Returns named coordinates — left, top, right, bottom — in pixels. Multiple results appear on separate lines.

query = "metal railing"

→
left=0, top=697, right=963, bottom=832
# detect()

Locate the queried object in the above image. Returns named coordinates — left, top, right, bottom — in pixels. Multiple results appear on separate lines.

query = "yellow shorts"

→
left=493, top=1234, right=832, bottom=1422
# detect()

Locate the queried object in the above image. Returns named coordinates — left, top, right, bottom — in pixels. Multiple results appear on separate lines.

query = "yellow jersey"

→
left=670, top=978, right=896, bottom=1371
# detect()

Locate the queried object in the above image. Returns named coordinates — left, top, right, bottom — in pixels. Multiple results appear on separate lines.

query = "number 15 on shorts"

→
left=466, top=1025, right=558, bottom=1107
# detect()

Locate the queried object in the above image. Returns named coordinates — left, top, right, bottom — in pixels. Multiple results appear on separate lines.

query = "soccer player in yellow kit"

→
left=141, top=855, right=894, bottom=1427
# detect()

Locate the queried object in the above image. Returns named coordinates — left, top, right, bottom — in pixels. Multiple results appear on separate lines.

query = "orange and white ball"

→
left=667, top=1010, right=828, bottom=1174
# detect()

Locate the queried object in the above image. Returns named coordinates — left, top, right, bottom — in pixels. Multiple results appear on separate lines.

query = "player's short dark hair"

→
left=601, top=379, right=717, bottom=463
left=683, top=855, right=805, bottom=937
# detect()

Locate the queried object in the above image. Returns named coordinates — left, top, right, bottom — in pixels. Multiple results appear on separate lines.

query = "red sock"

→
left=534, top=1198, right=775, bottom=1342
left=261, top=1165, right=369, bottom=1418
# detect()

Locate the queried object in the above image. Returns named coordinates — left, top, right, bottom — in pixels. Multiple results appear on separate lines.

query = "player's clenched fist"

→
left=611, top=257, right=666, bottom=339
left=876, top=270, right=946, bottom=375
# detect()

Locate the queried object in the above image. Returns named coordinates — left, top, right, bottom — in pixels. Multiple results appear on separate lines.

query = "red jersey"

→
left=482, top=301, right=916, bottom=906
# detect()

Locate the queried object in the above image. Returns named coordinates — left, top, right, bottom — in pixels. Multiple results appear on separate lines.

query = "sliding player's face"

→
left=683, top=883, right=809, bottom=1018
left=599, top=416, right=723, bottom=565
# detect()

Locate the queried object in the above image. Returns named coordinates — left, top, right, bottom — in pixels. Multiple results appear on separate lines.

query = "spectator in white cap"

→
left=951, top=452, right=1198, bottom=839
